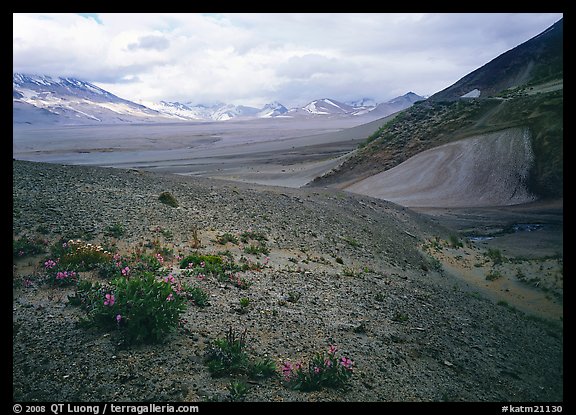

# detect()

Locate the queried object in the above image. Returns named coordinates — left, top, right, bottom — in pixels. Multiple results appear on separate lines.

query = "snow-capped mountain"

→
left=258, top=101, right=288, bottom=118
left=145, top=100, right=288, bottom=121
left=347, top=97, right=378, bottom=108
left=365, top=92, right=425, bottom=118
left=286, top=93, right=424, bottom=118
left=302, top=98, right=354, bottom=115
left=13, top=73, right=425, bottom=125
left=13, top=73, right=178, bottom=125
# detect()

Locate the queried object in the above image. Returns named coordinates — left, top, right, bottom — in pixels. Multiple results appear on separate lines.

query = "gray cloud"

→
left=127, top=35, right=170, bottom=51
left=13, top=13, right=563, bottom=107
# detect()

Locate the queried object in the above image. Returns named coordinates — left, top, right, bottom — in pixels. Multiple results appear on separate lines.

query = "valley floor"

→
left=12, top=161, right=563, bottom=403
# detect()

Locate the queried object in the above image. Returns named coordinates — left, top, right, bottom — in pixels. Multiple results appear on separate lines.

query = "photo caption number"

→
left=25, top=407, right=45, bottom=413
left=534, top=407, right=563, bottom=413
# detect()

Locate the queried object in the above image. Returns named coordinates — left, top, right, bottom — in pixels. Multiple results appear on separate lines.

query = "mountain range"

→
left=13, top=73, right=424, bottom=125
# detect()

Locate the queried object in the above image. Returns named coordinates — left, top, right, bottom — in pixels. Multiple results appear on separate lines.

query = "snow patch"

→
left=461, top=89, right=481, bottom=98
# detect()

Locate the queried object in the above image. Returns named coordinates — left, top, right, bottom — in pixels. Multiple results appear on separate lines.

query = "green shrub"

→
left=205, top=327, right=250, bottom=377
left=13, top=236, right=47, bottom=258
left=485, top=248, right=504, bottom=265
left=180, top=254, right=223, bottom=270
left=228, top=380, right=249, bottom=402
left=205, top=327, right=275, bottom=381
left=187, top=286, right=210, bottom=308
left=215, top=233, right=239, bottom=245
left=105, top=223, right=126, bottom=238
left=240, top=230, right=268, bottom=244
left=53, top=239, right=112, bottom=271
left=158, top=191, right=179, bottom=207
left=486, top=270, right=503, bottom=281
left=79, top=272, right=187, bottom=344
left=243, top=243, right=270, bottom=256
left=448, top=234, right=463, bottom=248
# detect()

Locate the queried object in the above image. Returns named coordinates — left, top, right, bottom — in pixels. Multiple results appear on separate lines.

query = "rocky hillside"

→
left=310, top=19, right=563, bottom=203
left=429, top=19, right=562, bottom=101
left=12, top=160, right=562, bottom=402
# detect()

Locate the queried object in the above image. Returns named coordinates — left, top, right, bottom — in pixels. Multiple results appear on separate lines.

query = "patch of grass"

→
left=227, top=380, right=249, bottom=402
left=248, top=357, right=277, bottom=380
left=342, top=237, right=360, bottom=248
left=187, top=286, right=210, bottom=308
left=392, top=312, right=409, bottom=323
left=485, top=248, right=505, bottom=265
left=497, top=300, right=517, bottom=313
left=343, top=267, right=360, bottom=277
left=205, top=327, right=274, bottom=379
left=422, top=255, right=443, bottom=272
left=215, top=233, right=239, bottom=245
left=158, top=191, right=179, bottom=208
left=105, top=223, right=126, bottom=238
left=243, top=243, right=270, bottom=256
left=486, top=270, right=503, bottom=281
left=13, top=236, right=47, bottom=258
left=448, top=234, right=463, bottom=248
left=287, top=291, right=301, bottom=303
left=240, top=230, right=268, bottom=244
left=180, top=254, right=223, bottom=270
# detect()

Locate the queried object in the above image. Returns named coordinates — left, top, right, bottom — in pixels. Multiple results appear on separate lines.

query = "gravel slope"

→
left=345, top=127, right=537, bottom=207
left=12, top=160, right=563, bottom=403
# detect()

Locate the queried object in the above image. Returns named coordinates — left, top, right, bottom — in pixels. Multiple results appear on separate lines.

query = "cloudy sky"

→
left=13, top=13, right=563, bottom=108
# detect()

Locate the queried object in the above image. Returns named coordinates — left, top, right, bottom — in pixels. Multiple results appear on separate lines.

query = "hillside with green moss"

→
left=310, top=19, right=563, bottom=201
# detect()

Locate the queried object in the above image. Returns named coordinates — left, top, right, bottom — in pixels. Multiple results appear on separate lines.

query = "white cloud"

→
left=13, top=12, right=563, bottom=108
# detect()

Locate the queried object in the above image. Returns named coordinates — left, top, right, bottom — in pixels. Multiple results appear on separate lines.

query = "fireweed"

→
left=42, top=258, right=80, bottom=287
left=282, top=345, right=354, bottom=391
left=76, top=271, right=187, bottom=344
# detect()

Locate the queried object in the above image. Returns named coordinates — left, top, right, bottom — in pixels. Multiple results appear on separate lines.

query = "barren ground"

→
left=12, top=160, right=562, bottom=403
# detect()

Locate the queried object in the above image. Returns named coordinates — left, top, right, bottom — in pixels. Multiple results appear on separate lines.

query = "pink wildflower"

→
left=281, top=362, right=293, bottom=380
left=164, top=274, right=175, bottom=284
left=314, top=366, right=321, bottom=374
left=44, top=259, right=57, bottom=269
left=328, top=345, right=337, bottom=355
left=196, top=274, right=206, bottom=281
left=116, top=314, right=122, bottom=324
left=340, top=357, right=353, bottom=370
left=121, top=266, right=130, bottom=276
left=104, top=293, right=115, bottom=306
left=200, top=261, right=205, bottom=268
left=166, top=293, right=174, bottom=302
